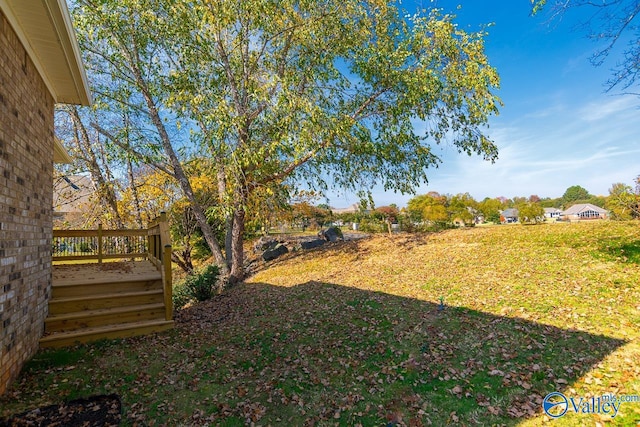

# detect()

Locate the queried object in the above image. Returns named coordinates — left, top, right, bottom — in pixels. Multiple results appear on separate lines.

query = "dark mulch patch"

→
left=0, top=394, right=121, bottom=427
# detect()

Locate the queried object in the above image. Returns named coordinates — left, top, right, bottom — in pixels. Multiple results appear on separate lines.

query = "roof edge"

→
left=45, top=0, right=92, bottom=105
left=0, top=0, right=91, bottom=106
left=54, top=138, right=73, bottom=164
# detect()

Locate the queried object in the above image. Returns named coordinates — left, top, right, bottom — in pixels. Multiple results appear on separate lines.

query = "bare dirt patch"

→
left=0, top=394, right=121, bottom=426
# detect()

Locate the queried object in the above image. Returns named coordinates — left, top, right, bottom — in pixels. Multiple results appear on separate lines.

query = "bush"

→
left=78, top=242, right=92, bottom=253
left=358, top=218, right=387, bottom=233
left=172, top=285, right=192, bottom=310
left=172, top=264, right=219, bottom=309
left=428, top=221, right=457, bottom=232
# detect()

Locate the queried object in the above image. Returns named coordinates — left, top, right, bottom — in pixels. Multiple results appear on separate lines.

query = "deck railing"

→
left=52, top=226, right=147, bottom=262
left=52, top=212, right=173, bottom=320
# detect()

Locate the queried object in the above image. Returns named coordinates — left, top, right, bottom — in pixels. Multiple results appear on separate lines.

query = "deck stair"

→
left=40, top=262, right=173, bottom=348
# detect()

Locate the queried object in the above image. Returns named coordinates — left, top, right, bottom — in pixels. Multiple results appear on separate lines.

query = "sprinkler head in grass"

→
left=438, top=296, right=445, bottom=311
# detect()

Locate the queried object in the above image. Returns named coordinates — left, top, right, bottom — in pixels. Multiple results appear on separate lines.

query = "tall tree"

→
left=478, top=197, right=504, bottom=223
left=58, top=106, right=125, bottom=228
left=407, top=192, right=449, bottom=224
left=517, top=201, right=545, bottom=224
left=72, top=0, right=501, bottom=283
left=562, top=185, right=591, bottom=205
left=448, top=193, right=478, bottom=225
left=607, top=182, right=639, bottom=219
left=164, top=0, right=501, bottom=282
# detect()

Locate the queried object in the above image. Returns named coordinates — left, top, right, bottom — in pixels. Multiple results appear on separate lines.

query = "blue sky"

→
left=326, top=1, right=640, bottom=208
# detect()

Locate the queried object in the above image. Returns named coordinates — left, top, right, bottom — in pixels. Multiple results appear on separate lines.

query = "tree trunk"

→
left=171, top=247, right=194, bottom=275
left=128, top=54, right=230, bottom=276
left=225, top=216, right=233, bottom=267
left=216, top=164, right=233, bottom=268
left=229, top=203, right=246, bottom=285
left=126, top=156, right=144, bottom=228
left=124, top=112, right=144, bottom=228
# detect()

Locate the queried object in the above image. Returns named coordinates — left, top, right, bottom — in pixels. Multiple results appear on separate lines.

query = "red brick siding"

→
left=0, top=8, right=55, bottom=395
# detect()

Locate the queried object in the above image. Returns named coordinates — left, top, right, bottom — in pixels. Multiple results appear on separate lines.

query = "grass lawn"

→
left=2, top=221, right=639, bottom=425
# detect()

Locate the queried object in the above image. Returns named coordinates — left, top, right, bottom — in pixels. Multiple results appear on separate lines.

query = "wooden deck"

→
left=53, top=261, right=161, bottom=286
left=43, top=216, right=174, bottom=347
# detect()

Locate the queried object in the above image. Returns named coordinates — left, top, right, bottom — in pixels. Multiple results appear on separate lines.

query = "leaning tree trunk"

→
left=124, top=112, right=144, bottom=228
left=171, top=244, right=194, bottom=274
left=126, top=156, right=144, bottom=228
left=149, top=106, right=227, bottom=275
left=229, top=200, right=246, bottom=285
left=128, top=51, right=230, bottom=277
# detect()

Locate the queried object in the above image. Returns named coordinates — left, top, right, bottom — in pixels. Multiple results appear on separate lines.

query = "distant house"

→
left=560, top=203, right=608, bottom=221
left=544, top=207, right=562, bottom=220
left=0, top=0, right=90, bottom=395
left=501, top=208, right=519, bottom=223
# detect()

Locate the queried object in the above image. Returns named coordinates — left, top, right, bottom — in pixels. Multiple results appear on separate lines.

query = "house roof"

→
left=561, top=203, right=608, bottom=215
left=544, top=207, right=562, bottom=213
left=502, top=208, right=518, bottom=218
left=0, top=0, right=91, bottom=105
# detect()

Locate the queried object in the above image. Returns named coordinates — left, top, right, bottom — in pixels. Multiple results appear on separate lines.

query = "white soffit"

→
left=0, top=0, right=91, bottom=106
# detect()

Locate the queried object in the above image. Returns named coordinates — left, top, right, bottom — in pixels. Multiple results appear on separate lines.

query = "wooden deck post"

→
left=159, top=212, right=169, bottom=248
left=163, top=244, right=173, bottom=320
left=97, top=223, right=103, bottom=264
left=148, top=225, right=155, bottom=264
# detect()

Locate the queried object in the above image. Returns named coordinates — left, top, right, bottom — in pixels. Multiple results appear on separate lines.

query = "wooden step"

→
left=51, top=277, right=162, bottom=299
left=45, top=303, right=166, bottom=333
left=40, top=319, right=175, bottom=348
left=48, top=290, right=164, bottom=315
left=53, top=269, right=161, bottom=286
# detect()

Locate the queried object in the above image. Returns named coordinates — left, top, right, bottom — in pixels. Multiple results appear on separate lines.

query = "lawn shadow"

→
left=596, top=238, right=640, bottom=264
left=0, top=279, right=629, bottom=425
left=174, top=280, right=627, bottom=425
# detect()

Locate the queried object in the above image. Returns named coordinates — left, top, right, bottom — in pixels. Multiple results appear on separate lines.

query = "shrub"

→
left=78, top=242, right=92, bottom=253
left=358, top=218, right=387, bottom=233
left=172, top=284, right=191, bottom=310
left=172, top=264, right=220, bottom=309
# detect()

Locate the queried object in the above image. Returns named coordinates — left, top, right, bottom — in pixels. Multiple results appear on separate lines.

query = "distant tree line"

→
left=400, top=180, right=639, bottom=227
left=323, top=179, right=640, bottom=232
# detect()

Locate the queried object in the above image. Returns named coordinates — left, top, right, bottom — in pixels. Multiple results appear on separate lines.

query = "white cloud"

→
left=579, top=96, right=639, bottom=122
left=422, top=95, right=640, bottom=200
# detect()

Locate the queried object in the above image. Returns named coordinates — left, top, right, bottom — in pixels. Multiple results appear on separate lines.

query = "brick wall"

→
left=0, top=9, right=55, bottom=395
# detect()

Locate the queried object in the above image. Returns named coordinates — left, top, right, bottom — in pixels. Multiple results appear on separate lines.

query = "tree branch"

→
left=90, top=121, right=176, bottom=178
